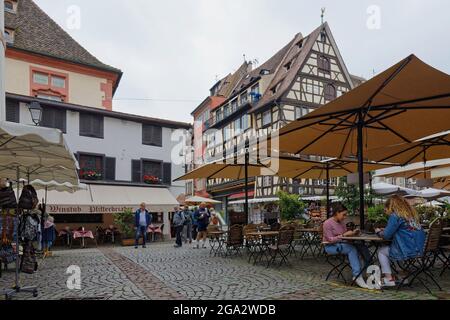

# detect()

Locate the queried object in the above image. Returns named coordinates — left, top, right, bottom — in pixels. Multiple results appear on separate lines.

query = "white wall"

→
left=17, top=102, right=186, bottom=198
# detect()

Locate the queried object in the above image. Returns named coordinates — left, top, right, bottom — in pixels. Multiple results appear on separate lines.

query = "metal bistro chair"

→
left=323, top=242, right=352, bottom=284
left=267, top=226, right=294, bottom=268
left=224, top=225, right=244, bottom=257
left=396, top=218, right=443, bottom=294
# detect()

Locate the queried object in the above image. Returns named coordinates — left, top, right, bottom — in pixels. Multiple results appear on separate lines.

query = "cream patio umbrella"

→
left=0, top=121, right=79, bottom=299
left=184, top=196, right=222, bottom=205
left=366, top=132, right=450, bottom=166
left=273, top=55, right=450, bottom=227
left=176, top=154, right=392, bottom=217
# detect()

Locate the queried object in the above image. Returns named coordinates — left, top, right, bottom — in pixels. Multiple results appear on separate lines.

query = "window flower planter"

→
left=143, top=175, right=161, bottom=185
left=79, top=169, right=102, bottom=180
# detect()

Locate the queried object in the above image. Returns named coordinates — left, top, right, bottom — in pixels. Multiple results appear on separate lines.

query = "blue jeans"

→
left=325, top=243, right=362, bottom=278
left=135, top=226, right=147, bottom=247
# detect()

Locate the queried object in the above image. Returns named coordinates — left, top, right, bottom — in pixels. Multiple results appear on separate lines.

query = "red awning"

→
left=228, top=191, right=255, bottom=200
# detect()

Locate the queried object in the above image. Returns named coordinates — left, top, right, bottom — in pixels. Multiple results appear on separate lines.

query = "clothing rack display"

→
left=0, top=209, right=17, bottom=278
left=1, top=169, right=38, bottom=300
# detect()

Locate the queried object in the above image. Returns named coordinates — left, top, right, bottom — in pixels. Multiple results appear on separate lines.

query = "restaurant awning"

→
left=38, top=184, right=179, bottom=214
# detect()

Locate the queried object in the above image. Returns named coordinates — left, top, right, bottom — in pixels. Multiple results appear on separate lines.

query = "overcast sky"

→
left=35, top=0, right=450, bottom=123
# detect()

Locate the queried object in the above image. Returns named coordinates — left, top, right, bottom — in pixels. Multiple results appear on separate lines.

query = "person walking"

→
left=173, top=206, right=186, bottom=248
left=182, top=206, right=194, bottom=244
left=134, top=203, right=152, bottom=249
left=194, top=203, right=210, bottom=249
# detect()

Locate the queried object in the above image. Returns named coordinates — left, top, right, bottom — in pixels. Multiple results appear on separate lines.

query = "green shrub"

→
left=113, top=209, right=135, bottom=239
left=367, top=205, right=388, bottom=224
left=277, top=191, right=305, bottom=222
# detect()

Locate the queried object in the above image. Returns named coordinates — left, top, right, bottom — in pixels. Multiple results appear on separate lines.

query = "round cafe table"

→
left=246, top=231, right=279, bottom=265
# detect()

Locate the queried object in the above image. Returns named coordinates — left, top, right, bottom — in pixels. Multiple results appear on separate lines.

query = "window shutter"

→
left=132, top=160, right=142, bottom=183
left=80, top=113, right=103, bottom=138
left=5, top=99, right=20, bottom=123
left=142, top=124, right=162, bottom=146
left=55, top=109, right=67, bottom=133
left=163, top=163, right=172, bottom=185
left=105, top=157, right=116, bottom=181
left=79, top=113, right=89, bottom=136
left=94, top=116, right=104, bottom=138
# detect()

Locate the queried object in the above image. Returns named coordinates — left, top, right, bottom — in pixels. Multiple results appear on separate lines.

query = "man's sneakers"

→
left=353, top=276, right=369, bottom=289
left=134, top=246, right=138, bottom=249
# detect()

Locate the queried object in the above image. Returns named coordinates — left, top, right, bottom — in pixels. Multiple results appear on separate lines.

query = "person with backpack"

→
left=193, top=203, right=210, bottom=249
left=173, top=206, right=186, bottom=248
left=182, top=206, right=194, bottom=244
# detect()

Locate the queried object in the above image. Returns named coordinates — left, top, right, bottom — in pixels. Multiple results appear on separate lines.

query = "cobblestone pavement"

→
left=1, top=242, right=449, bottom=300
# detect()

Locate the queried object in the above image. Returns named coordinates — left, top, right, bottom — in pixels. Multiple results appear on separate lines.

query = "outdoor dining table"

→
left=339, top=234, right=390, bottom=287
left=208, top=231, right=227, bottom=257
left=147, top=224, right=163, bottom=242
left=246, top=231, right=279, bottom=265
left=72, top=229, right=95, bottom=248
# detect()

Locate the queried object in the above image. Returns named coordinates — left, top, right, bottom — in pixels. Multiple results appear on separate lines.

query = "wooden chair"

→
left=267, top=226, right=294, bottom=268
left=397, top=218, right=443, bottom=293
left=225, top=225, right=244, bottom=257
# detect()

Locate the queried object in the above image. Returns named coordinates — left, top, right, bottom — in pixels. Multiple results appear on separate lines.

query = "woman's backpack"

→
left=19, top=185, right=38, bottom=210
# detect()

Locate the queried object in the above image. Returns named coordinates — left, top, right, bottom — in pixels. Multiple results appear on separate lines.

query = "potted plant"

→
left=366, top=205, right=388, bottom=232
left=113, top=209, right=138, bottom=246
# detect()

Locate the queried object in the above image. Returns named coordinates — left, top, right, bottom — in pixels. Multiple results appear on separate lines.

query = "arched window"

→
left=4, top=1, right=14, bottom=12
left=324, top=84, right=336, bottom=101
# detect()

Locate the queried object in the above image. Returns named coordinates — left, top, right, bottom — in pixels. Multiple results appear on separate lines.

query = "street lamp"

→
left=28, top=101, right=42, bottom=126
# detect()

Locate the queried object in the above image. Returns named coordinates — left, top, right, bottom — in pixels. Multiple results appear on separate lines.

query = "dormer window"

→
left=296, top=40, right=303, bottom=49
left=260, top=69, right=270, bottom=76
left=284, top=61, right=292, bottom=71
left=4, top=28, right=14, bottom=44
left=4, top=0, right=16, bottom=13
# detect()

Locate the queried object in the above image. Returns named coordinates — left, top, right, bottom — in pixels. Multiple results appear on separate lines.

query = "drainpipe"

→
left=0, top=4, right=5, bottom=121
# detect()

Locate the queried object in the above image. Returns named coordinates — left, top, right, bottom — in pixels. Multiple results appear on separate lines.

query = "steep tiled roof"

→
left=5, top=0, right=122, bottom=75
left=251, top=25, right=324, bottom=112
left=216, top=61, right=251, bottom=98
left=231, top=36, right=298, bottom=97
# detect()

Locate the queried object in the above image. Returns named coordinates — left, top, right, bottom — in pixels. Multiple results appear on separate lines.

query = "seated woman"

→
left=375, top=195, right=426, bottom=287
left=323, top=204, right=370, bottom=289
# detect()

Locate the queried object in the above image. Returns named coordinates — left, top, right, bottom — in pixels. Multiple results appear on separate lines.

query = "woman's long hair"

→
left=385, top=195, right=419, bottom=222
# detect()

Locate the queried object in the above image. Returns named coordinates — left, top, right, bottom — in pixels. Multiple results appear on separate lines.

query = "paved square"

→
left=1, top=243, right=449, bottom=300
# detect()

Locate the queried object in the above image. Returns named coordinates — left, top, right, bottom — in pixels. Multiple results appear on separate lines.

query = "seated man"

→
left=323, top=204, right=370, bottom=289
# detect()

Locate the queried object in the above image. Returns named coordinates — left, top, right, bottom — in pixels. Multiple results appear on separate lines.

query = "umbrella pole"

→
left=357, top=113, right=365, bottom=230
left=326, top=164, right=330, bottom=218
left=244, top=138, right=249, bottom=225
